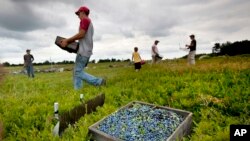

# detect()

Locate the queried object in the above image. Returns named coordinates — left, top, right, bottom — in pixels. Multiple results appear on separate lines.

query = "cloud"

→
left=86, top=0, right=180, bottom=38
left=0, top=0, right=250, bottom=64
left=0, top=0, right=67, bottom=32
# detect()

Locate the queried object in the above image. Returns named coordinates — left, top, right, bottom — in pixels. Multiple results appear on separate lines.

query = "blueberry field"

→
left=0, top=55, right=249, bottom=140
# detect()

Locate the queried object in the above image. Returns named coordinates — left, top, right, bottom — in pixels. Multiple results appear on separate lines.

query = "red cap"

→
left=75, top=6, right=90, bottom=15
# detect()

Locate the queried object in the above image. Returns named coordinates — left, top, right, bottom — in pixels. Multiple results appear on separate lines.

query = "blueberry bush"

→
left=0, top=55, right=249, bottom=140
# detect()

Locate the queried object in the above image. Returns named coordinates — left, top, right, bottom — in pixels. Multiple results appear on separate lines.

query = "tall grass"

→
left=0, top=56, right=249, bottom=140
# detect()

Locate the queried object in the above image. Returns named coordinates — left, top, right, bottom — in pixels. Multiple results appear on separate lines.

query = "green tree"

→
left=212, top=43, right=221, bottom=54
left=213, top=40, right=250, bottom=56
left=2, top=62, right=10, bottom=67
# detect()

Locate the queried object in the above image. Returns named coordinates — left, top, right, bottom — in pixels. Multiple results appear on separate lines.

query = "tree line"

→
left=2, top=60, right=75, bottom=67
left=1, top=58, right=131, bottom=67
left=2, top=40, right=249, bottom=66
left=212, top=40, right=250, bottom=56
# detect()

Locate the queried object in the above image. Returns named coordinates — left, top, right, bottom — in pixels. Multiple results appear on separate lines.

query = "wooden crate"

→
left=88, top=101, right=193, bottom=141
left=55, top=36, right=79, bottom=53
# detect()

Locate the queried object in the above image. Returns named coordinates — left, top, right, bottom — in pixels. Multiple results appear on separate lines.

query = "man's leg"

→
left=74, top=54, right=85, bottom=89
left=187, top=52, right=191, bottom=65
left=156, top=57, right=161, bottom=64
left=151, top=56, right=156, bottom=64
left=26, top=66, right=30, bottom=77
left=74, top=55, right=102, bottom=90
left=30, top=66, right=35, bottom=77
left=190, top=51, right=196, bottom=65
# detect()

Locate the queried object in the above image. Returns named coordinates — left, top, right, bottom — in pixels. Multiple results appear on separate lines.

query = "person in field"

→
left=151, top=40, right=162, bottom=64
left=186, top=34, right=196, bottom=65
left=24, top=49, right=35, bottom=78
left=60, top=6, right=106, bottom=90
left=132, top=47, right=142, bottom=72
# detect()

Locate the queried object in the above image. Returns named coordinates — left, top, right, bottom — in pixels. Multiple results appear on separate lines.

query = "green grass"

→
left=0, top=56, right=249, bottom=141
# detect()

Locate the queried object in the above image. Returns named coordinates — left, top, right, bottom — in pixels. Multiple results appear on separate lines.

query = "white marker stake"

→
left=80, top=94, right=84, bottom=101
left=53, top=121, right=60, bottom=136
left=54, top=102, right=59, bottom=119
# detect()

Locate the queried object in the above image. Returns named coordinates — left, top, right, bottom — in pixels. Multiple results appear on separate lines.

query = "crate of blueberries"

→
left=88, top=101, right=193, bottom=141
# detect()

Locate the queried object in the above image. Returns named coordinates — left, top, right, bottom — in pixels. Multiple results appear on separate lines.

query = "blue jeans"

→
left=74, top=54, right=102, bottom=90
left=26, top=65, right=34, bottom=77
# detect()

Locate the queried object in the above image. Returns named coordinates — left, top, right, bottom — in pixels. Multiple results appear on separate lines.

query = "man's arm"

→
left=132, top=54, right=134, bottom=61
left=24, top=55, right=26, bottom=66
left=31, top=55, right=34, bottom=62
left=67, top=29, right=86, bottom=43
left=186, top=41, right=194, bottom=49
left=190, top=41, right=194, bottom=47
left=186, top=43, right=191, bottom=48
left=152, top=46, right=157, bottom=54
left=60, top=29, right=86, bottom=47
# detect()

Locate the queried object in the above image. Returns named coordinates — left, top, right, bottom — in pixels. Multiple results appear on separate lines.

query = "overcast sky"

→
left=0, top=0, right=249, bottom=64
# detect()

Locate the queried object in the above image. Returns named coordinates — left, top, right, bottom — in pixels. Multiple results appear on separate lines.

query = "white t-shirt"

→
left=151, top=44, right=159, bottom=56
left=78, top=18, right=94, bottom=57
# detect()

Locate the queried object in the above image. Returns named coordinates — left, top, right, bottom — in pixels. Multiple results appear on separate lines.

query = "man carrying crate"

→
left=60, top=6, right=106, bottom=90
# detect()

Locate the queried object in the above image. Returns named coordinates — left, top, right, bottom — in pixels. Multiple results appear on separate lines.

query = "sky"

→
left=0, top=0, right=249, bottom=64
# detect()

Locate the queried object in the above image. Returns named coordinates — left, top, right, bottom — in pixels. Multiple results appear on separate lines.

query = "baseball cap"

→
left=155, top=40, right=160, bottom=44
left=26, top=49, right=31, bottom=52
left=75, top=6, right=90, bottom=15
left=190, top=34, right=195, bottom=37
